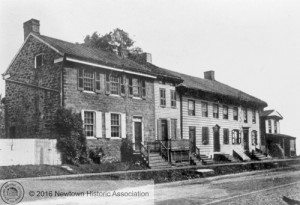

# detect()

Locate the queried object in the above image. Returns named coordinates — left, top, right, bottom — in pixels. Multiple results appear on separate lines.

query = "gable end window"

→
left=188, top=100, right=195, bottom=116
left=35, top=54, right=44, bottom=68
left=171, top=90, right=176, bottom=108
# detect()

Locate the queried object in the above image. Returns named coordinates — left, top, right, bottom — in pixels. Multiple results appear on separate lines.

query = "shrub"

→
left=89, top=147, right=104, bottom=164
left=54, top=108, right=89, bottom=165
left=120, top=138, right=134, bottom=162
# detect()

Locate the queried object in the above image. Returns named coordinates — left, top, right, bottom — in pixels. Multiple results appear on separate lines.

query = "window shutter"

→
left=128, top=77, right=133, bottom=97
left=105, top=73, right=110, bottom=95
left=121, top=113, right=126, bottom=138
left=120, top=75, right=126, bottom=96
left=202, top=127, right=209, bottom=145
left=157, top=119, right=162, bottom=140
left=142, top=80, right=146, bottom=99
left=232, top=131, right=235, bottom=144
left=95, top=72, right=101, bottom=93
left=167, top=119, right=171, bottom=139
left=105, top=113, right=111, bottom=138
left=78, top=69, right=84, bottom=91
left=95, top=111, right=102, bottom=138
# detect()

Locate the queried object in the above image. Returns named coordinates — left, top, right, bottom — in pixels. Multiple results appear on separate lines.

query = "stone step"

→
left=149, top=162, right=169, bottom=167
left=150, top=165, right=172, bottom=169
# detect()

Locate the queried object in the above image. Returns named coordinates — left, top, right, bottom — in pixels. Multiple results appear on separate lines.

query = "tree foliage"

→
left=83, top=28, right=143, bottom=59
left=54, top=108, right=88, bottom=165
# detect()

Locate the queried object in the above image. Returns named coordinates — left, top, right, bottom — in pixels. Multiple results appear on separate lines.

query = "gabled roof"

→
left=145, top=64, right=268, bottom=107
left=261, top=110, right=283, bottom=119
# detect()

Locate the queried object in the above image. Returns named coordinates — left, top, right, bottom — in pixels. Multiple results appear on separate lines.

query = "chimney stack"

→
left=141, top=53, right=152, bottom=63
left=204, top=71, right=215, bottom=81
left=23, top=19, right=40, bottom=40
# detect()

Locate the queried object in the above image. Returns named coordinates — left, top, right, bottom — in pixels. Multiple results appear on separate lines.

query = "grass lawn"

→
left=0, top=162, right=147, bottom=180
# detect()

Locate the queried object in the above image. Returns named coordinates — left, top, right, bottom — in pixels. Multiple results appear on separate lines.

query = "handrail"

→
left=140, top=143, right=149, bottom=164
left=195, top=146, right=201, bottom=160
left=159, top=140, right=170, bottom=163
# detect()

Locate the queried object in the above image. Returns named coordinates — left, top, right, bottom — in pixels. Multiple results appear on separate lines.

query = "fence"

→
left=0, top=139, right=61, bottom=166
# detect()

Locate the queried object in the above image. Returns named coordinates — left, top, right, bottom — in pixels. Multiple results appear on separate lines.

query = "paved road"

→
left=155, top=167, right=300, bottom=205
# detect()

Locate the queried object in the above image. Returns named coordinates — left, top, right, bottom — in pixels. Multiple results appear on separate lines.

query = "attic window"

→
left=35, top=54, right=44, bottom=68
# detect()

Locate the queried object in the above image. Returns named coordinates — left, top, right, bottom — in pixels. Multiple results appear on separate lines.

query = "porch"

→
left=265, top=133, right=297, bottom=158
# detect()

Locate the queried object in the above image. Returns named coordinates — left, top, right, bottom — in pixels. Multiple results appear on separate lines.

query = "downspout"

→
left=180, top=93, right=183, bottom=139
left=60, top=55, right=66, bottom=108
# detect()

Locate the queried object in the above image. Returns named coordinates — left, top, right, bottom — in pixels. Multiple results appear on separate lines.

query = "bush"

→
left=54, top=108, right=89, bottom=165
left=120, top=138, right=134, bottom=162
left=89, top=147, right=104, bottom=164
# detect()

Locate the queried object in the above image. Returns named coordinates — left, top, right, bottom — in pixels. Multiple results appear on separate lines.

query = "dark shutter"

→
left=202, top=127, right=209, bottom=145
left=128, top=77, right=133, bottom=97
left=105, top=73, right=110, bottom=95
left=95, top=72, right=101, bottom=93
left=120, top=75, right=126, bottom=96
left=78, top=69, right=84, bottom=91
left=142, top=80, right=146, bottom=99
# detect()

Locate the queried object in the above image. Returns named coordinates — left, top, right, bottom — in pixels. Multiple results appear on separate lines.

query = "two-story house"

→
left=3, top=19, right=178, bottom=163
left=260, top=110, right=296, bottom=158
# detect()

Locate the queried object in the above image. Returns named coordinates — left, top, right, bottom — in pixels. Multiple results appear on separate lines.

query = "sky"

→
left=0, top=0, right=299, bottom=153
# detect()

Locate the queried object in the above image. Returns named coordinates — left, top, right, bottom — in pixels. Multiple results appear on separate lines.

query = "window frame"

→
left=223, top=105, right=228, bottom=119
left=243, top=108, right=248, bottom=123
left=202, top=127, right=209, bottom=145
left=111, top=113, right=121, bottom=138
left=188, top=100, right=195, bottom=116
left=252, top=109, right=256, bottom=124
left=84, top=111, right=95, bottom=137
left=160, top=88, right=166, bottom=107
left=274, top=120, right=277, bottom=133
left=35, top=53, right=44, bottom=68
left=201, top=102, right=208, bottom=117
left=232, top=129, right=241, bottom=144
left=233, top=107, right=238, bottom=121
left=268, top=119, right=272, bottom=133
left=213, top=104, right=219, bottom=118
left=251, top=130, right=258, bottom=145
left=170, top=90, right=176, bottom=108
left=171, top=119, right=177, bottom=139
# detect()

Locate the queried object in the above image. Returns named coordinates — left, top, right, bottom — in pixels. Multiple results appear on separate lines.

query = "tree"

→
left=83, top=28, right=143, bottom=59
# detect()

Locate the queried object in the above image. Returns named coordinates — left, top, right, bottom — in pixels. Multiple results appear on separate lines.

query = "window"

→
left=243, top=108, right=248, bottom=123
left=274, top=120, right=277, bottom=133
left=111, top=113, right=121, bottom=137
left=128, top=77, right=146, bottom=98
left=171, top=90, right=176, bottom=108
left=252, top=110, right=256, bottom=124
left=128, top=77, right=133, bottom=96
left=251, top=130, right=258, bottom=145
left=223, top=106, right=228, bottom=119
left=171, top=119, right=177, bottom=139
left=268, top=120, right=272, bottom=133
left=223, top=128, right=229, bottom=144
left=213, top=104, right=219, bottom=118
left=78, top=69, right=101, bottom=92
left=202, top=127, right=209, bottom=145
left=188, top=100, right=195, bottom=116
left=232, top=130, right=241, bottom=144
left=35, top=54, right=43, bottom=68
left=233, top=107, right=238, bottom=121
left=160, top=89, right=166, bottom=107
left=110, top=74, right=120, bottom=95
left=84, top=111, right=95, bottom=137
left=202, top=102, right=208, bottom=117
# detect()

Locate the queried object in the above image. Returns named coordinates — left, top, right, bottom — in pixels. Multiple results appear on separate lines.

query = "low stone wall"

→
left=0, top=139, right=61, bottom=166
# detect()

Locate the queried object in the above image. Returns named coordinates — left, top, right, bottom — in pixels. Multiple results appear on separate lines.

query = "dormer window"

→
left=35, top=54, right=43, bottom=68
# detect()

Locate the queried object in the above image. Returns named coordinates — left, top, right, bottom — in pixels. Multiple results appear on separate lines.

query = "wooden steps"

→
left=222, top=154, right=239, bottom=162
left=233, top=149, right=251, bottom=161
left=148, top=153, right=171, bottom=169
left=199, top=154, right=214, bottom=165
left=252, top=151, right=270, bottom=161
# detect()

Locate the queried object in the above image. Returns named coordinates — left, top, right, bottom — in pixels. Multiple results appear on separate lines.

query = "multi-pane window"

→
left=83, top=70, right=94, bottom=91
left=171, top=119, right=177, bottom=139
left=110, top=74, right=120, bottom=95
left=111, top=113, right=121, bottom=137
left=171, top=90, right=176, bottom=107
left=128, top=77, right=133, bottom=96
left=202, top=127, right=209, bottom=145
left=188, top=100, right=195, bottom=116
left=274, top=120, right=277, bottom=133
left=35, top=54, right=43, bottom=68
left=243, top=108, right=248, bottom=123
left=223, top=106, right=228, bottom=119
left=213, top=104, right=219, bottom=118
left=78, top=69, right=101, bottom=92
left=233, top=107, right=238, bottom=121
left=84, top=111, right=95, bottom=137
left=128, top=77, right=146, bottom=98
left=223, top=128, right=229, bottom=144
left=160, top=89, right=166, bottom=106
left=252, top=110, right=256, bottom=124
left=232, top=130, right=241, bottom=144
left=202, top=102, right=208, bottom=117
left=251, top=130, right=258, bottom=145
left=268, top=120, right=272, bottom=133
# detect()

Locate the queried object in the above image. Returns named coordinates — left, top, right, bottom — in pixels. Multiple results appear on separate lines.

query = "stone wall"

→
left=4, top=35, right=62, bottom=138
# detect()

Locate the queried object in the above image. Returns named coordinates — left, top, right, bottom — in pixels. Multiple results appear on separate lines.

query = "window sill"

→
left=83, top=90, right=96, bottom=94
left=160, top=105, right=166, bottom=108
left=86, top=136, right=100, bottom=139
left=109, top=137, right=122, bottom=140
left=133, top=97, right=142, bottom=100
left=109, top=94, right=122, bottom=98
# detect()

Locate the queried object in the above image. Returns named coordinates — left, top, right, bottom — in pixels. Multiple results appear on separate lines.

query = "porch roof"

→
left=266, top=133, right=296, bottom=140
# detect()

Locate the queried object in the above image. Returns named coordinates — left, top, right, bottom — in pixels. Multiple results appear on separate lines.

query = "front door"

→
left=189, top=127, right=196, bottom=153
left=161, top=120, right=168, bottom=145
left=213, top=126, right=220, bottom=152
left=134, top=122, right=142, bottom=151
left=243, top=129, right=249, bottom=151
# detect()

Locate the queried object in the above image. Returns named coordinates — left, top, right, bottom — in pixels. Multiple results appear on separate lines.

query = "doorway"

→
left=243, top=128, right=249, bottom=151
left=213, top=125, right=220, bottom=152
left=189, top=126, right=196, bottom=153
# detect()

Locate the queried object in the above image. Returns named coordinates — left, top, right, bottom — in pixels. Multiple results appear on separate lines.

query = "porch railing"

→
left=140, top=143, right=150, bottom=164
left=159, top=140, right=170, bottom=162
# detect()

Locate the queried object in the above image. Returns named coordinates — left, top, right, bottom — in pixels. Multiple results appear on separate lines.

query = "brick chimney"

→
left=23, top=19, right=40, bottom=40
left=204, top=71, right=215, bottom=81
left=140, top=53, right=152, bottom=63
